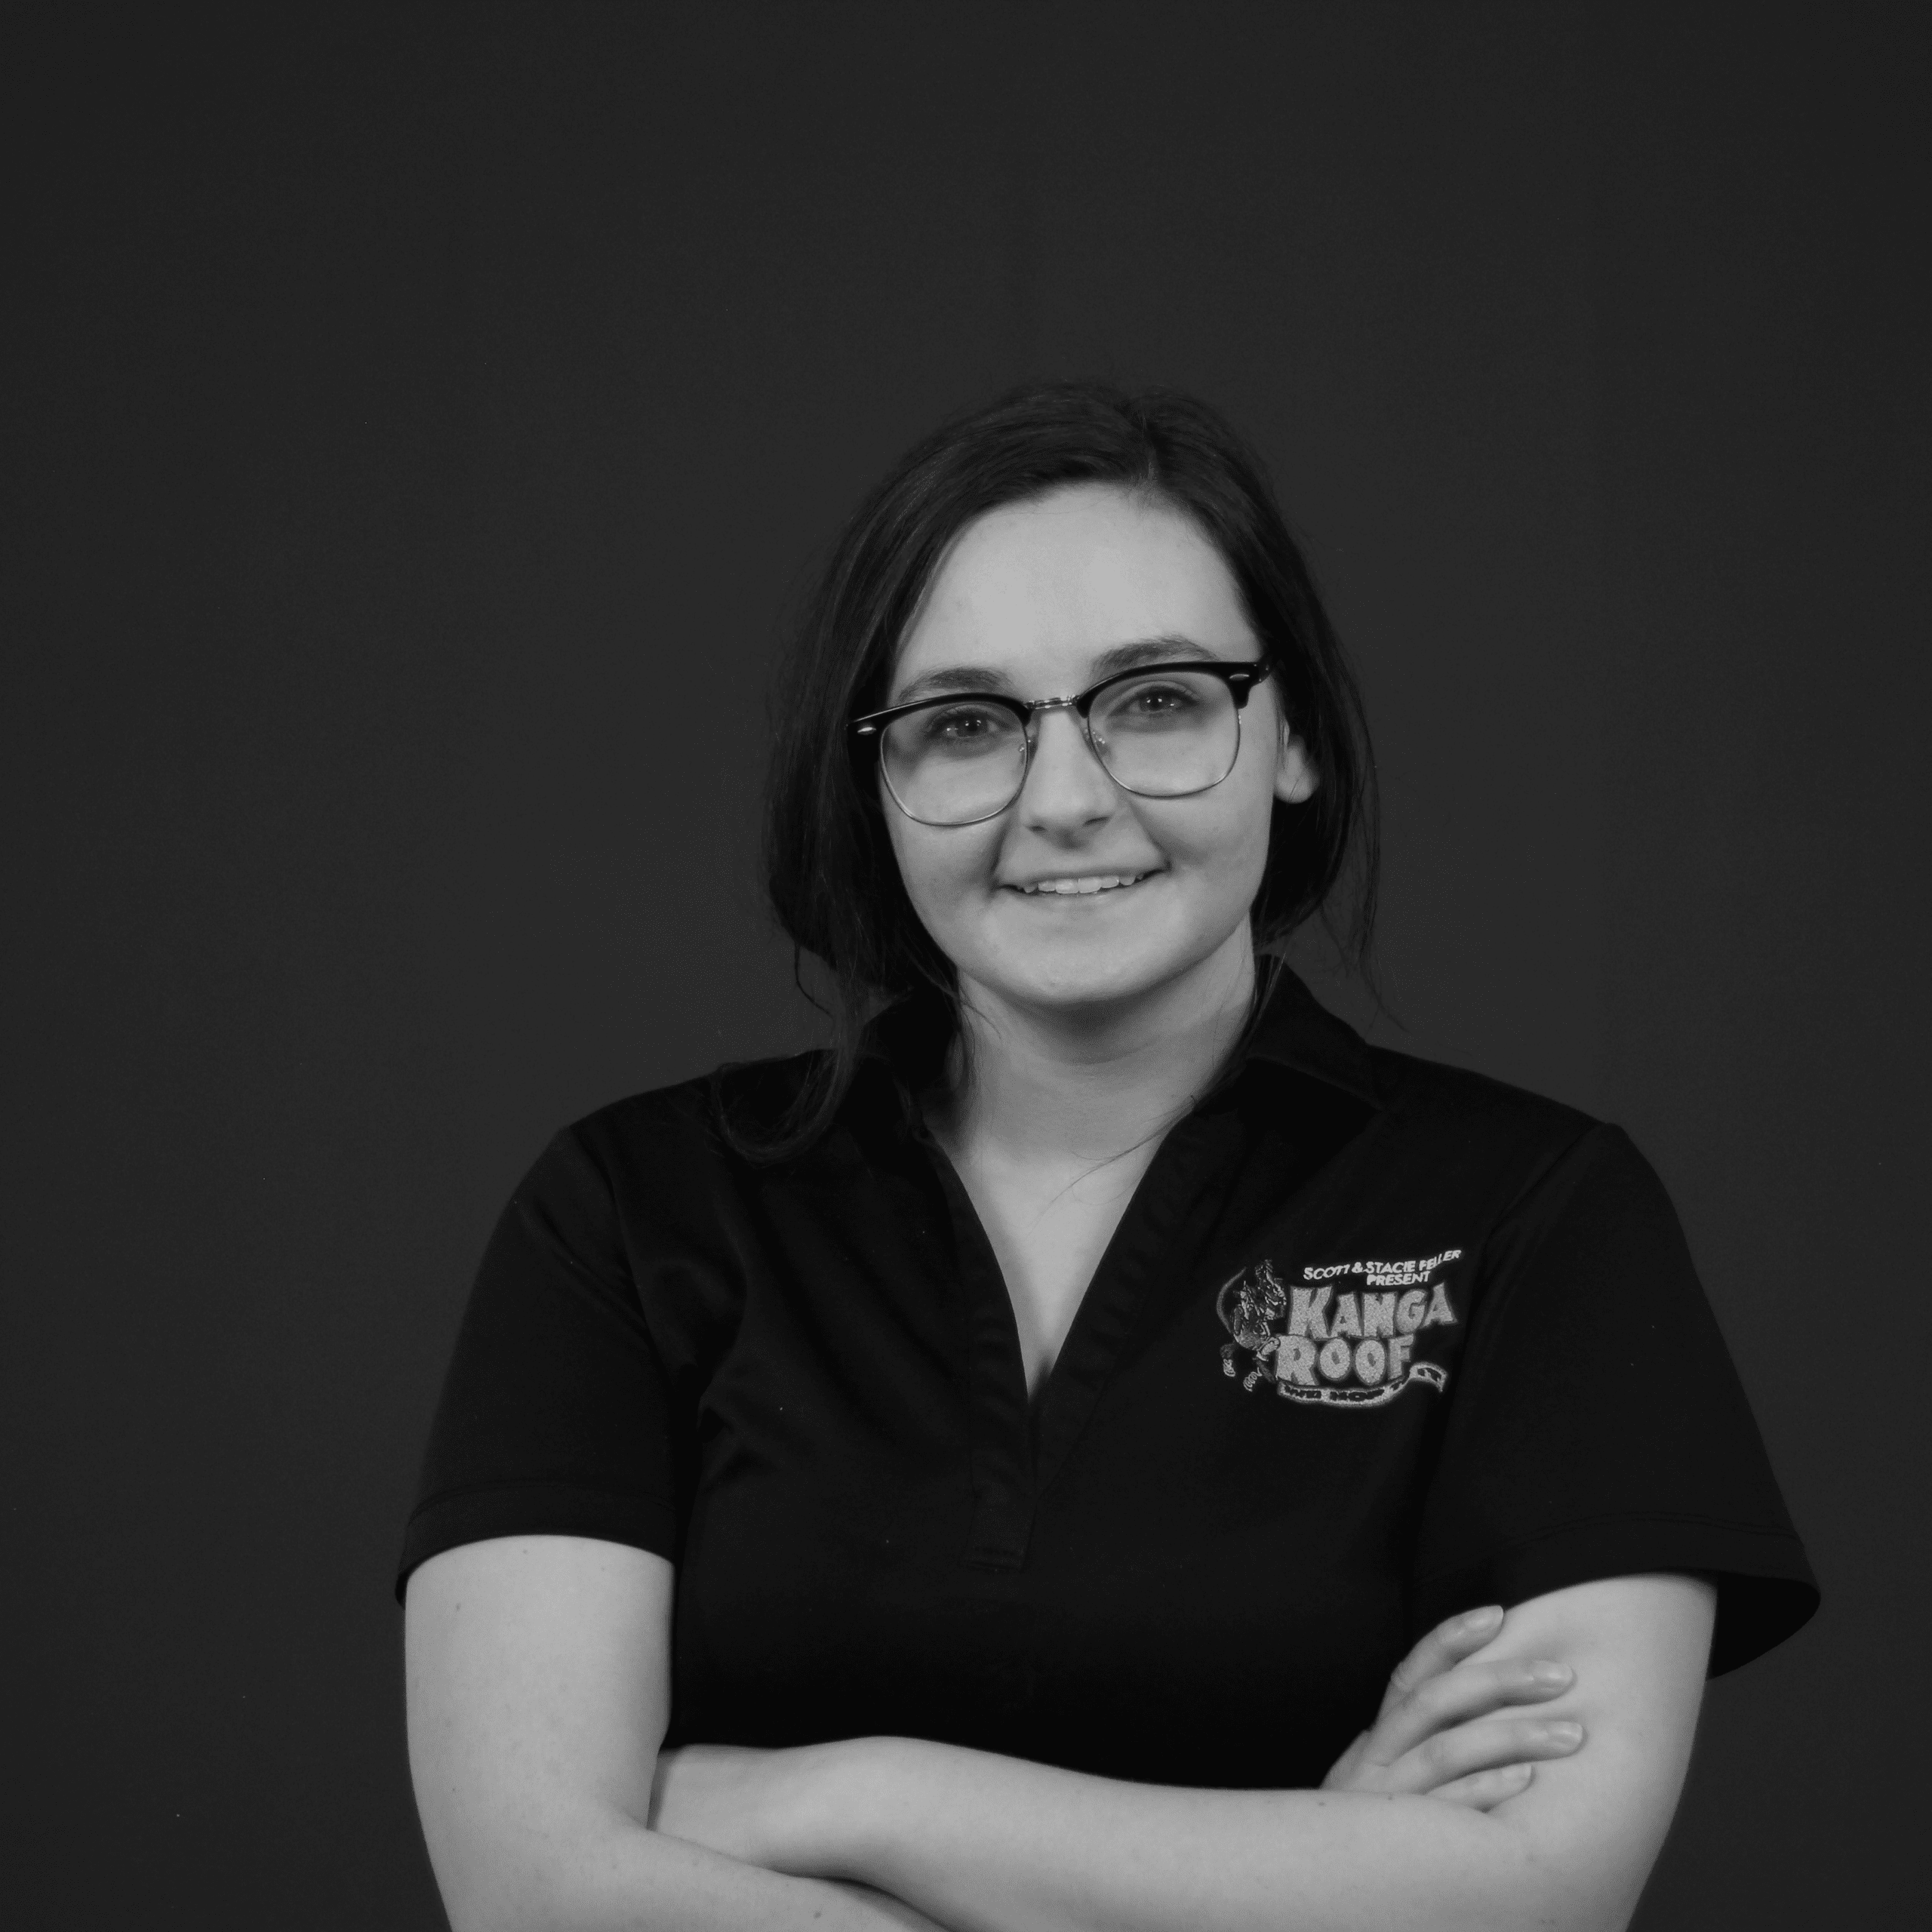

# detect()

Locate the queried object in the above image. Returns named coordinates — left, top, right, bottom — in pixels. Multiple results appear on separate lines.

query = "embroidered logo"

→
left=1216, top=1251, right=1462, bottom=1408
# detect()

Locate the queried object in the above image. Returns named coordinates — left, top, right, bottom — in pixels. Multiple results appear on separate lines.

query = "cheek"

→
left=885, top=814, right=997, bottom=933
left=1161, top=772, right=1277, bottom=890
left=1229, top=725, right=1290, bottom=866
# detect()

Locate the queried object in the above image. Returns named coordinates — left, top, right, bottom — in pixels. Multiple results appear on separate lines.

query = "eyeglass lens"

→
left=879, top=668, right=1244, bottom=826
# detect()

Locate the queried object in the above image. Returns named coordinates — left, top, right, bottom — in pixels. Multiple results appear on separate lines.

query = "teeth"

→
left=1021, top=872, right=1145, bottom=896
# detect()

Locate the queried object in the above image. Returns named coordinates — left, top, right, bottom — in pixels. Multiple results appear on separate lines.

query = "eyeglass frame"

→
left=849, top=657, right=1276, bottom=827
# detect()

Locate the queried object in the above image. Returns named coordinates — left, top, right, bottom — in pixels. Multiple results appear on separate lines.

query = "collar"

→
left=848, top=994, right=949, bottom=1143
left=847, top=963, right=1382, bottom=1143
left=1232, top=961, right=1384, bottom=1109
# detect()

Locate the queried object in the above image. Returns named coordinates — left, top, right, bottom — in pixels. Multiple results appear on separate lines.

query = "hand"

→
left=1321, top=1604, right=1585, bottom=1810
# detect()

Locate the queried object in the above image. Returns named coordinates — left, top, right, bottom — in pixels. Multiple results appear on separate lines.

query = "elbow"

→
left=1513, top=1875, right=1641, bottom=1932
left=439, top=1897, right=503, bottom=1932
left=433, top=1859, right=562, bottom=1932
left=1311, top=1801, right=1644, bottom=1932
left=429, top=1810, right=666, bottom=1932
left=1486, top=1820, right=1647, bottom=1932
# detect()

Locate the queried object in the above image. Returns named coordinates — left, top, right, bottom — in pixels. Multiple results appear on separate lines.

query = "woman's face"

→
left=880, top=484, right=1317, bottom=1026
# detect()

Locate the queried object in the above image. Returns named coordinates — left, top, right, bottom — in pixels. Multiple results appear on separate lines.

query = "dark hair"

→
left=741, top=380, right=1377, bottom=1160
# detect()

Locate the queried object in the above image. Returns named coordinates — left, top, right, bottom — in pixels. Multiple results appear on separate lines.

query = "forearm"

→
left=443, top=1807, right=956, bottom=1932
left=808, top=1739, right=1584, bottom=1932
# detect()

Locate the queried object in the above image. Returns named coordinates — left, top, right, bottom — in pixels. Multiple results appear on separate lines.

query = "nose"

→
left=1015, top=703, right=1118, bottom=832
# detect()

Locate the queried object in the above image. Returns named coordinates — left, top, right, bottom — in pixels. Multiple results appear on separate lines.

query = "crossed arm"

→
left=404, top=1536, right=1715, bottom=1932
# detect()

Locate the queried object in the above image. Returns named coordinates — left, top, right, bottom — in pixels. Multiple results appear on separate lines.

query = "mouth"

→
left=1008, top=869, right=1158, bottom=898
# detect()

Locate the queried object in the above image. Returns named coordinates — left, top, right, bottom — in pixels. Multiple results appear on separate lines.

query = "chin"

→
left=989, top=946, right=1193, bottom=1015
left=954, top=901, right=1248, bottom=1017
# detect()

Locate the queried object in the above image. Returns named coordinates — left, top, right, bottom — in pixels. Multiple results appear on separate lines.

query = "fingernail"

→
left=1462, top=1604, right=1504, bottom=1632
left=1529, top=1662, right=1573, bottom=1687
left=1546, top=1721, right=1583, bottom=1744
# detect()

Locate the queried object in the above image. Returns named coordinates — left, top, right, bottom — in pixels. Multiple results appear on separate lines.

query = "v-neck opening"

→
left=920, top=1112, right=1235, bottom=1568
left=924, top=1135, right=1143, bottom=1447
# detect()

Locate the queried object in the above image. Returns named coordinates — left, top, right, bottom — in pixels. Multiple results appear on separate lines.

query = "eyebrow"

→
left=889, top=634, right=1229, bottom=706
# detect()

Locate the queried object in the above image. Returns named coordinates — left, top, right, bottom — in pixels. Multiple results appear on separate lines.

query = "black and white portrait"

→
left=10, top=8, right=1924, bottom=1929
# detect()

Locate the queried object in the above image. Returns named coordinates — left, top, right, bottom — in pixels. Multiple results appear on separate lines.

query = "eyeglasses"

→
left=850, top=658, right=1274, bottom=827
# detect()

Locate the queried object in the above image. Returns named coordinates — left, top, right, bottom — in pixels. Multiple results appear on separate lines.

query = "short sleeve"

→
left=393, top=1127, right=685, bottom=1601
left=1409, top=1124, right=1820, bottom=1675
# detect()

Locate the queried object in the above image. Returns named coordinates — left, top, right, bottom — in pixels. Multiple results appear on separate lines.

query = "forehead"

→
left=891, top=485, right=1253, bottom=693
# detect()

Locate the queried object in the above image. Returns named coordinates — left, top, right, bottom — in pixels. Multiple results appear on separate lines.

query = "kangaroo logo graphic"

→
left=1217, top=1259, right=1293, bottom=1390
left=1217, top=1251, right=1460, bottom=1408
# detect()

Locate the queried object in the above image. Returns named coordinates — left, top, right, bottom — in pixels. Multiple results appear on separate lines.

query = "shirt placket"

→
left=924, top=1112, right=1241, bottom=1571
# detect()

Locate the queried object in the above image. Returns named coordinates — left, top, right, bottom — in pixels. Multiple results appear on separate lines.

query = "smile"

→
left=1011, top=871, right=1155, bottom=897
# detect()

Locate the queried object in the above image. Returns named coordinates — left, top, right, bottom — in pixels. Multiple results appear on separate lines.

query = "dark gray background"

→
left=8, top=3, right=1925, bottom=1924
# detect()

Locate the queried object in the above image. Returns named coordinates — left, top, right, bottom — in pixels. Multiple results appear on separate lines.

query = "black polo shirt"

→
left=396, top=972, right=1818, bottom=1791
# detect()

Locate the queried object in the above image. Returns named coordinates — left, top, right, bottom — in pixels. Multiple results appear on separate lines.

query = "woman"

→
left=398, top=384, right=1817, bottom=1931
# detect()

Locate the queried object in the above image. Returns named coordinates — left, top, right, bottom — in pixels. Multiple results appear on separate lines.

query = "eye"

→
left=909, top=700, right=1021, bottom=749
left=1122, top=681, right=1198, bottom=715
left=1097, top=672, right=1216, bottom=730
left=929, top=703, right=995, bottom=737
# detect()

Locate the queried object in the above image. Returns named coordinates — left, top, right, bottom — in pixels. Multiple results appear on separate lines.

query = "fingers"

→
left=1370, top=1656, right=1575, bottom=1765
left=1330, top=1607, right=1587, bottom=1811
left=1395, top=1713, right=1584, bottom=1796
left=1378, top=1604, right=1505, bottom=1715
left=1426, top=1762, right=1537, bottom=1812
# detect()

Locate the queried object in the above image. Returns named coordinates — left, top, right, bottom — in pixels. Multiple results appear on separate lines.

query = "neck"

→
left=937, top=928, right=1260, bottom=1168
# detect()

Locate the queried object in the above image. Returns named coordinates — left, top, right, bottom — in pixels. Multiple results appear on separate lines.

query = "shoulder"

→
left=1257, top=971, right=1611, bottom=1205
left=1340, top=1045, right=1647, bottom=1230
left=487, top=1054, right=843, bottom=1308
left=546, top=1050, right=835, bottom=1186
left=1366, top=1045, right=1598, bottom=1146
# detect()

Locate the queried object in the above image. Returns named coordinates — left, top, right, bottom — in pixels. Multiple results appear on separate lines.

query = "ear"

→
left=1273, top=721, right=1321, bottom=805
